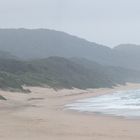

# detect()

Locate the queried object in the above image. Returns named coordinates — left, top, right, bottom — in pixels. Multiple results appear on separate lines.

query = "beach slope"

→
left=0, top=83, right=140, bottom=140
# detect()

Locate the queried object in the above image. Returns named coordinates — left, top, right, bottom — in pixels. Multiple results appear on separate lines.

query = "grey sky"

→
left=0, top=0, right=140, bottom=47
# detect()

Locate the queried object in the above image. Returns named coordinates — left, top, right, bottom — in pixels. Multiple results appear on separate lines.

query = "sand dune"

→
left=0, top=83, right=140, bottom=140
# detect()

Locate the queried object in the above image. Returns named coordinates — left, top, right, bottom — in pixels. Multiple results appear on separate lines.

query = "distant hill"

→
left=0, top=28, right=112, bottom=64
left=0, top=50, right=17, bottom=60
left=114, top=44, right=140, bottom=52
left=71, top=58, right=140, bottom=84
left=0, top=29, right=140, bottom=70
left=114, top=44, right=140, bottom=70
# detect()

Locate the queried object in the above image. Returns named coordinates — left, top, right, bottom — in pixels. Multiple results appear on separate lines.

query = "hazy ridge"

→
left=0, top=29, right=140, bottom=91
left=0, top=29, right=140, bottom=70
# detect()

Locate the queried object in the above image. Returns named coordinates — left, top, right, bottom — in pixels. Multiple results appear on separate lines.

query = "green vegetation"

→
left=0, top=71, right=23, bottom=89
left=0, top=29, right=140, bottom=91
left=0, top=56, right=140, bottom=91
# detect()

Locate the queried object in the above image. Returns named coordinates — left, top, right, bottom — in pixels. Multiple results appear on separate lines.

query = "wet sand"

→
left=0, top=83, right=140, bottom=140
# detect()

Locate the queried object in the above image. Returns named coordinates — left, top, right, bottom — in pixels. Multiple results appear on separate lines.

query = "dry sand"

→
left=0, top=83, right=140, bottom=140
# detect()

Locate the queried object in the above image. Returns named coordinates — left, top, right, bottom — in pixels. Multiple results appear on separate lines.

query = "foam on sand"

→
left=66, top=89, right=140, bottom=118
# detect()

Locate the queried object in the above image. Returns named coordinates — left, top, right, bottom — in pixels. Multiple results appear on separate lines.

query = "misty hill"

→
left=0, top=28, right=112, bottom=64
left=71, top=58, right=140, bottom=84
left=114, top=44, right=140, bottom=51
left=113, top=44, right=140, bottom=70
left=0, top=50, right=17, bottom=60
left=0, top=56, right=140, bottom=90
left=0, top=29, right=140, bottom=70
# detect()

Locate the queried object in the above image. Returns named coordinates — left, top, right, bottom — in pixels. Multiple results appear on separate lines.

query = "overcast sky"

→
left=1, top=0, right=140, bottom=47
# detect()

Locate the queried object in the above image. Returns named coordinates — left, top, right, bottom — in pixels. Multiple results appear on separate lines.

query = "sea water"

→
left=66, top=90, right=140, bottom=118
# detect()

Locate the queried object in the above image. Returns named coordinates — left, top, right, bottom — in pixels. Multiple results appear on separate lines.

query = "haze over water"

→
left=66, top=89, right=140, bottom=118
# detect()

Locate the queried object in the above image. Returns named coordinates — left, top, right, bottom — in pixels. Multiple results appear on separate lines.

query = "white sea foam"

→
left=66, top=90, right=140, bottom=118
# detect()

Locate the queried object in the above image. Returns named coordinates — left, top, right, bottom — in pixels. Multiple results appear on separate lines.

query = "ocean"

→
left=66, top=90, right=140, bottom=118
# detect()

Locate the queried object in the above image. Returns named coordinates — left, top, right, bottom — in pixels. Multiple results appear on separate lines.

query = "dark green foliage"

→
left=0, top=71, right=23, bottom=89
left=0, top=56, right=140, bottom=90
left=0, top=59, right=35, bottom=74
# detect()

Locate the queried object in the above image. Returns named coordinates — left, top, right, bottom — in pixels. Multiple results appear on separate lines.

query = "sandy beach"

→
left=0, top=83, right=140, bottom=140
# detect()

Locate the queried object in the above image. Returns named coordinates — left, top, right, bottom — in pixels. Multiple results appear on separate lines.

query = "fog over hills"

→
left=0, top=29, right=140, bottom=70
left=113, top=44, right=140, bottom=70
left=0, top=29, right=111, bottom=64
left=0, top=29, right=140, bottom=90
left=0, top=50, right=17, bottom=60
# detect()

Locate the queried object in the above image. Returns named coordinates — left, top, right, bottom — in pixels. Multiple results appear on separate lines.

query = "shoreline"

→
left=63, top=83, right=140, bottom=121
left=0, top=83, right=140, bottom=139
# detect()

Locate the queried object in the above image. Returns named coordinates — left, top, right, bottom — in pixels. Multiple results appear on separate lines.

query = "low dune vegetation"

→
left=0, top=55, right=140, bottom=91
